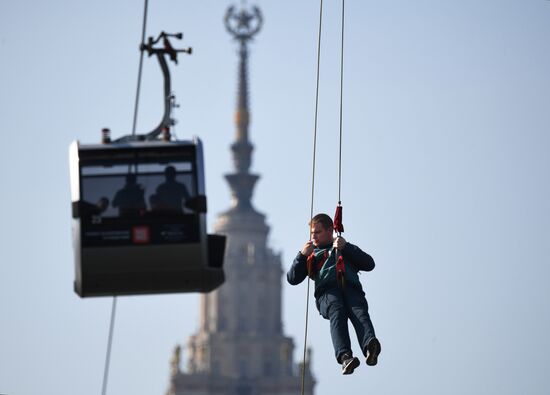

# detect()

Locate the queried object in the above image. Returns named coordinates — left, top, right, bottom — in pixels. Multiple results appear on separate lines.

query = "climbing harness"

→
left=306, top=248, right=345, bottom=289
left=306, top=250, right=329, bottom=279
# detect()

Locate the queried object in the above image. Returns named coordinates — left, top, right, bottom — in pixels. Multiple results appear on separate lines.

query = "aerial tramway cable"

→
left=132, top=0, right=150, bottom=136
left=337, top=0, right=345, bottom=206
left=300, top=0, right=346, bottom=393
left=101, top=297, right=117, bottom=395
left=300, top=0, right=324, bottom=393
left=101, top=1, right=149, bottom=395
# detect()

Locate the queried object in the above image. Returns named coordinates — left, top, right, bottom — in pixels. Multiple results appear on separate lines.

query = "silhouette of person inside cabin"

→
left=150, top=165, right=190, bottom=213
left=80, top=197, right=109, bottom=217
left=112, top=173, right=146, bottom=216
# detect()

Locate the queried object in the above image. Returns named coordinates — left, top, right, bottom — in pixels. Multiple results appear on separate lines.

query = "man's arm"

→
left=341, top=242, right=375, bottom=272
left=286, top=252, right=309, bottom=285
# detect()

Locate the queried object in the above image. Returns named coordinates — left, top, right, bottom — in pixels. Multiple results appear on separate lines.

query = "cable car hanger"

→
left=115, top=31, right=192, bottom=143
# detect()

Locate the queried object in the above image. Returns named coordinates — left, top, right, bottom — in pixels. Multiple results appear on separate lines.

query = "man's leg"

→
left=345, top=287, right=380, bottom=365
left=319, top=288, right=353, bottom=363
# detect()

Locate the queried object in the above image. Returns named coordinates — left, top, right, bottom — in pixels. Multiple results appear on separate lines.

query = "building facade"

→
left=166, top=5, right=315, bottom=395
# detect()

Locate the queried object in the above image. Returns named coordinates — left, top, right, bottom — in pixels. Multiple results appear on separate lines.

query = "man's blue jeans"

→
left=316, top=285, right=376, bottom=362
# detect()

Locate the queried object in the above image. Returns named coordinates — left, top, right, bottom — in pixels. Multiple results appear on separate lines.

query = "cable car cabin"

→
left=69, top=138, right=225, bottom=297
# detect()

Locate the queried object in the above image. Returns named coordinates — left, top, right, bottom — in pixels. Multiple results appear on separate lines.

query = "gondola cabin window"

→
left=80, top=161, right=196, bottom=219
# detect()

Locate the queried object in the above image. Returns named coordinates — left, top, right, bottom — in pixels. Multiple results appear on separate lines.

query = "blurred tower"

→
left=166, top=5, right=315, bottom=395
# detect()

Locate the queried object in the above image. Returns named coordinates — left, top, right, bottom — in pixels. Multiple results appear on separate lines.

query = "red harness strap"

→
left=307, top=250, right=329, bottom=279
left=336, top=254, right=346, bottom=288
left=334, top=203, right=346, bottom=287
left=307, top=250, right=345, bottom=287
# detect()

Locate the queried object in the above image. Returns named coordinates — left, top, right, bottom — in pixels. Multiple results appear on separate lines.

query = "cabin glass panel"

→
left=78, top=149, right=200, bottom=247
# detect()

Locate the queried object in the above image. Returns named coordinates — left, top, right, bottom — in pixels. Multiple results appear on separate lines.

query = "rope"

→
left=337, top=0, right=345, bottom=204
left=300, top=1, right=324, bottom=394
left=131, top=0, right=150, bottom=135
left=101, top=296, right=117, bottom=395
left=101, top=2, right=149, bottom=394
left=300, top=1, right=346, bottom=392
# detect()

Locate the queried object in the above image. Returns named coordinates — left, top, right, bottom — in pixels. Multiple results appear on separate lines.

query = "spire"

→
left=166, top=6, right=316, bottom=392
left=224, top=4, right=263, bottom=210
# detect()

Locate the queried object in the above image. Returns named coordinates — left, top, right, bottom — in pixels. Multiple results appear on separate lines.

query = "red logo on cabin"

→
left=132, top=226, right=150, bottom=244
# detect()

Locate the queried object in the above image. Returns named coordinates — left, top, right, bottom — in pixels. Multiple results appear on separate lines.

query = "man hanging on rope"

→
left=287, top=213, right=381, bottom=375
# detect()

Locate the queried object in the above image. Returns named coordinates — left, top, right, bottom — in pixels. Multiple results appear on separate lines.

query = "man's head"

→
left=164, top=165, right=177, bottom=181
left=309, top=213, right=334, bottom=247
left=126, top=173, right=137, bottom=185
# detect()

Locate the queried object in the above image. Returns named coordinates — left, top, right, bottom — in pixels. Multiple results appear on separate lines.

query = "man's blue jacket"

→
left=287, top=242, right=375, bottom=298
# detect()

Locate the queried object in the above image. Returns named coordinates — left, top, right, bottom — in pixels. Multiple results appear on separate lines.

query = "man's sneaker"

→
left=341, top=355, right=360, bottom=375
left=365, top=338, right=381, bottom=366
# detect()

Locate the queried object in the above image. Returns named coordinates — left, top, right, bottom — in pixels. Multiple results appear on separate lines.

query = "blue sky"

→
left=1, top=1, right=549, bottom=394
